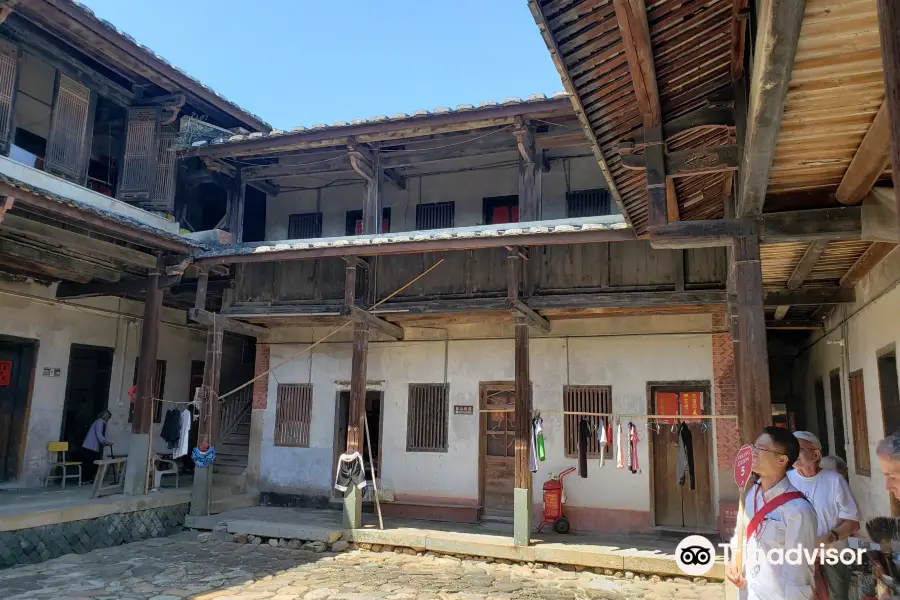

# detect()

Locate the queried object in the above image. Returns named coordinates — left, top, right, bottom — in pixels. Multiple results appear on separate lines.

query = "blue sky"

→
left=79, top=0, right=564, bottom=130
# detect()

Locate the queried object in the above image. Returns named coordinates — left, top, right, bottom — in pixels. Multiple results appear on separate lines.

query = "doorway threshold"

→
left=652, top=525, right=719, bottom=538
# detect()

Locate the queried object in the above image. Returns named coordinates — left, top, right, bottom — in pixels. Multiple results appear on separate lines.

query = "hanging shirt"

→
left=625, top=422, right=633, bottom=471
left=529, top=417, right=543, bottom=473
left=578, top=418, right=590, bottom=478
left=732, top=477, right=817, bottom=600
left=787, top=468, right=859, bottom=550
left=629, top=422, right=640, bottom=473
left=615, top=423, right=624, bottom=469
left=598, top=418, right=607, bottom=466
left=534, top=418, right=545, bottom=462
left=174, top=409, right=191, bottom=459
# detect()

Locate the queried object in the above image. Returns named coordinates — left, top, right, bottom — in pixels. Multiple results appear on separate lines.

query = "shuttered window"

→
left=118, top=107, right=160, bottom=201
left=288, top=212, right=323, bottom=238
left=566, top=189, right=611, bottom=218
left=563, top=385, right=612, bottom=458
left=0, top=39, right=18, bottom=154
left=849, top=370, right=871, bottom=476
left=129, top=358, right=167, bottom=424
left=149, top=130, right=178, bottom=211
left=45, top=75, right=92, bottom=181
left=274, top=384, right=312, bottom=447
left=406, top=384, right=448, bottom=452
left=415, top=202, right=455, bottom=230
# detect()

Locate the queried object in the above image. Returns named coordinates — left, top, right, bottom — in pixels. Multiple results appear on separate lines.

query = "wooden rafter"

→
left=737, top=0, right=806, bottom=216
left=786, top=240, right=829, bottom=291
left=730, top=0, right=750, bottom=77
left=840, top=242, right=897, bottom=289
left=341, top=305, right=404, bottom=340
left=188, top=308, right=268, bottom=338
left=836, top=102, right=891, bottom=206
left=0, top=196, right=13, bottom=227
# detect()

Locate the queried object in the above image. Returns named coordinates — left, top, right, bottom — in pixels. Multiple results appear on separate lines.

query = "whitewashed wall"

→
left=0, top=281, right=206, bottom=486
left=264, top=155, right=611, bottom=240
left=258, top=314, right=717, bottom=516
left=796, top=247, right=900, bottom=522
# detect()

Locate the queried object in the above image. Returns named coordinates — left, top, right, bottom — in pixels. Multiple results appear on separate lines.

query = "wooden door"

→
left=480, top=383, right=516, bottom=517
left=650, top=386, right=714, bottom=530
left=0, top=339, right=35, bottom=482
left=60, top=344, right=114, bottom=448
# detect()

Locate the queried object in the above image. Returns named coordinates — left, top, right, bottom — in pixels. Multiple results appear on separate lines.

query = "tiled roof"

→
left=196, top=214, right=628, bottom=260
left=189, top=92, right=570, bottom=149
left=66, top=0, right=270, bottom=131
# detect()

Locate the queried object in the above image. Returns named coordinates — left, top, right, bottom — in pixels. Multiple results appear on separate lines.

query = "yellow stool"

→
left=45, top=442, right=82, bottom=488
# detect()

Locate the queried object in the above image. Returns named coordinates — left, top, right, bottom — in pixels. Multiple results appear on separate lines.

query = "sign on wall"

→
left=453, top=405, right=474, bottom=415
left=0, top=360, right=10, bottom=387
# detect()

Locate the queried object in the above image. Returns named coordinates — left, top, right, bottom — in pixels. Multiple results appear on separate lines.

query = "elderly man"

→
left=789, top=431, right=860, bottom=600
left=728, top=426, right=817, bottom=600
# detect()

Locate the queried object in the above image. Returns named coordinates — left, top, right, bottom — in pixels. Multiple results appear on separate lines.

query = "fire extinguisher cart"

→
left=537, top=467, right=576, bottom=534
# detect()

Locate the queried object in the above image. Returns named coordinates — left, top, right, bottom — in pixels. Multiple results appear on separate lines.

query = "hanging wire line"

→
left=215, top=258, right=446, bottom=403
left=479, top=409, right=737, bottom=419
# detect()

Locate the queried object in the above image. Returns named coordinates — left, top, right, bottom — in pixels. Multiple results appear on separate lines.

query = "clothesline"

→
left=481, top=408, right=737, bottom=419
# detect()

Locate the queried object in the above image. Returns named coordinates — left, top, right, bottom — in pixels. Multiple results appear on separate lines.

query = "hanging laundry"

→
left=615, top=422, right=624, bottom=469
left=677, top=422, right=696, bottom=489
left=625, top=422, right=633, bottom=471
left=160, top=408, right=182, bottom=449
left=530, top=417, right=544, bottom=473
left=607, top=422, right=613, bottom=448
left=578, top=418, right=590, bottom=478
left=173, top=408, right=191, bottom=459
left=598, top=418, right=607, bottom=466
left=629, top=422, right=640, bottom=474
left=334, top=451, right=367, bottom=493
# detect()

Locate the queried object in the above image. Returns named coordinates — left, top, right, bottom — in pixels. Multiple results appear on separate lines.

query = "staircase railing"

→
left=218, top=386, right=252, bottom=442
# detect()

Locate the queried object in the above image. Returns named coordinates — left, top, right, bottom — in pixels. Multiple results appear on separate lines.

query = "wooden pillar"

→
left=645, top=122, right=668, bottom=228
left=733, top=235, right=772, bottom=444
left=190, top=319, right=223, bottom=516
left=877, top=0, right=900, bottom=233
left=193, top=267, right=209, bottom=312
left=229, top=165, right=246, bottom=243
left=123, top=263, right=163, bottom=496
left=515, top=121, right=541, bottom=222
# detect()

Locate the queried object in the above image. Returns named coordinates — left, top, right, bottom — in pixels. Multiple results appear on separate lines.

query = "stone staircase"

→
left=211, top=388, right=258, bottom=512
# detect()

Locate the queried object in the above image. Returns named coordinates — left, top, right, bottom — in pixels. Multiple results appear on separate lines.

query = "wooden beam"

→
left=0, top=196, right=12, bottom=226
left=766, top=320, right=823, bottom=330
left=2, top=214, right=157, bottom=269
left=762, top=207, right=861, bottom=243
left=56, top=275, right=181, bottom=298
left=877, top=0, right=900, bottom=237
left=228, top=166, right=246, bottom=243
left=187, top=308, right=268, bottom=337
left=836, top=102, right=891, bottom=205
left=733, top=235, right=772, bottom=443
left=516, top=121, right=541, bottom=223
left=507, top=298, right=551, bottom=335
left=840, top=242, right=897, bottom=289
left=620, top=145, right=740, bottom=177
left=0, top=237, right=121, bottom=282
left=626, top=104, right=736, bottom=146
left=737, top=0, right=806, bottom=216
left=730, top=0, right=750, bottom=77
left=193, top=268, right=209, bottom=311
left=763, top=287, right=855, bottom=306
left=613, top=0, right=661, bottom=127
left=342, top=256, right=370, bottom=270
left=786, top=240, right=829, bottom=291
left=649, top=218, right=757, bottom=249
left=773, top=305, right=790, bottom=320
left=666, top=178, right=680, bottom=222
left=341, top=305, right=404, bottom=340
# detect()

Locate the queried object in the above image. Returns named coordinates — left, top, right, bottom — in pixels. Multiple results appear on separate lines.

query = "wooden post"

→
left=733, top=236, right=772, bottom=443
left=515, top=121, right=541, bottom=222
left=123, top=261, right=163, bottom=496
left=229, top=165, right=246, bottom=243
left=645, top=123, right=668, bottom=228
left=0, top=196, right=13, bottom=227
left=193, top=267, right=209, bottom=312
left=877, top=0, right=900, bottom=233
left=190, top=318, right=223, bottom=516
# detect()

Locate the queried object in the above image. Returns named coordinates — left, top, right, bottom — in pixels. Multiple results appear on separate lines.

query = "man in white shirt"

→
left=728, top=426, right=817, bottom=600
left=789, top=431, right=859, bottom=600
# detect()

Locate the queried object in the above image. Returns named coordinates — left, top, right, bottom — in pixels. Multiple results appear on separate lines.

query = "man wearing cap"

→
left=789, top=431, right=860, bottom=599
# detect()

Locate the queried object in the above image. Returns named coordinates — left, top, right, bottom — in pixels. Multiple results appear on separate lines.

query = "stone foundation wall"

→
left=0, top=503, right=189, bottom=568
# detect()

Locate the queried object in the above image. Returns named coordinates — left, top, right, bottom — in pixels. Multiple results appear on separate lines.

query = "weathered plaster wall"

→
left=258, top=314, right=721, bottom=527
left=796, top=246, right=900, bottom=522
left=264, top=155, right=611, bottom=240
left=0, top=282, right=206, bottom=487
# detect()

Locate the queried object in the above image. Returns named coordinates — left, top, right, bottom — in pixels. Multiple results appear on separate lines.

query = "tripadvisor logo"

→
left=675, top=536, right=716, bottom=576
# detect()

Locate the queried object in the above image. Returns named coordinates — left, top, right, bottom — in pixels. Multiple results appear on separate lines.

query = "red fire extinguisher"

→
left=537, top=466, right=576, bottom=534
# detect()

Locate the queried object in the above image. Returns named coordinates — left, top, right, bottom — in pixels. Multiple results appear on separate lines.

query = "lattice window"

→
left=45, top=75, right=92, bottom=180
left=274, top=384, right=312, bottom=447
left=563, top=385, right=612, bottom=458
left=566, top=189, right=611, bottom=218
left=129, top=358, right=167, bottom=424
left=415, top=202, right=455, bottom=230
left=406, top=383, right=448, bottom=452
left=149, top=130, right=178, bottom=211
left=288, top=212, right=323, bottom=239
left=0, top=39, right=18, bottom=153
left=849, top=370, right=870, bottom=476
left=119, top=107, right=160, bottom=200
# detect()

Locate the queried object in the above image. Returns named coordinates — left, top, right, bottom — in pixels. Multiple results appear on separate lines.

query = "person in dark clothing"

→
left=81, top=410, right=112, bottom=483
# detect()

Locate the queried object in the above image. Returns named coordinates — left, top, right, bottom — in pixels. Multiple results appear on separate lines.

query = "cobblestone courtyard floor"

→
left=0, top=531, right=726, bottom=600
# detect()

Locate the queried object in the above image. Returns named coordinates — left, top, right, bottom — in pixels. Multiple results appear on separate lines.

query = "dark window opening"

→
left=288, top=212, right=323, bottom=239
left=346, top=207, right=391, bottom=236
left=86, top=97, right=125, bottom=198
left=11, top=51, right=55, bottom=169
left=242, top=186, right=268, bottom=243
left=564, top=386, right=612, bottom=458
left=566, top=189, right=612, bottom=218
left=415, top=202, right=454, bottom=230
left=483, top=195, right=519, bottom=225
left=813, top=378, right=831, bottom=455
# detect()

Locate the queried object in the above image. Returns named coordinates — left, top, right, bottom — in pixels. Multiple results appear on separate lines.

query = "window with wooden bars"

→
left=148, top=129, right=178, bottom=211
left=849, top=370, right=871, bottom=476
left=566, top=189, right=612, bottom=218
left=563, top=385, right=612, bottom=458
left=274, top=384, right=312, bottom=447
left=288, top=212, right=323, bottom=238
left=415, top=202, right=455, bottom=230
left=118, top=107, right=160, bottom=201
left=0, top=39, right=18, bottom=155
left=406, top=383, right=449, bottom=452
left=129, top=358, right=167, bottom=424
left=45, top=74, right=93, bottom=182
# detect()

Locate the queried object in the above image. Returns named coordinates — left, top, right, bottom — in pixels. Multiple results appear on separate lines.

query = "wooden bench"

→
left=91, top=457, right=127, bottom=498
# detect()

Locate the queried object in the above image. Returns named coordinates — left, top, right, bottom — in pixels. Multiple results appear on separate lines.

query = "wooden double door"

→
left=650, top=383, right=715, bottom=530
left=0, top=338, right=36, bottom=482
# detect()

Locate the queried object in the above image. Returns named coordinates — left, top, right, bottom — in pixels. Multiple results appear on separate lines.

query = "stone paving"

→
left=0, top=531, right=726, bottom=600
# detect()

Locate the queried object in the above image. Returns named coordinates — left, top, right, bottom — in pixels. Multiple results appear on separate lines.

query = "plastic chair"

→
left=151, top=455, right=179, bottom=489
left=45, top=442, right=82, bottom=488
